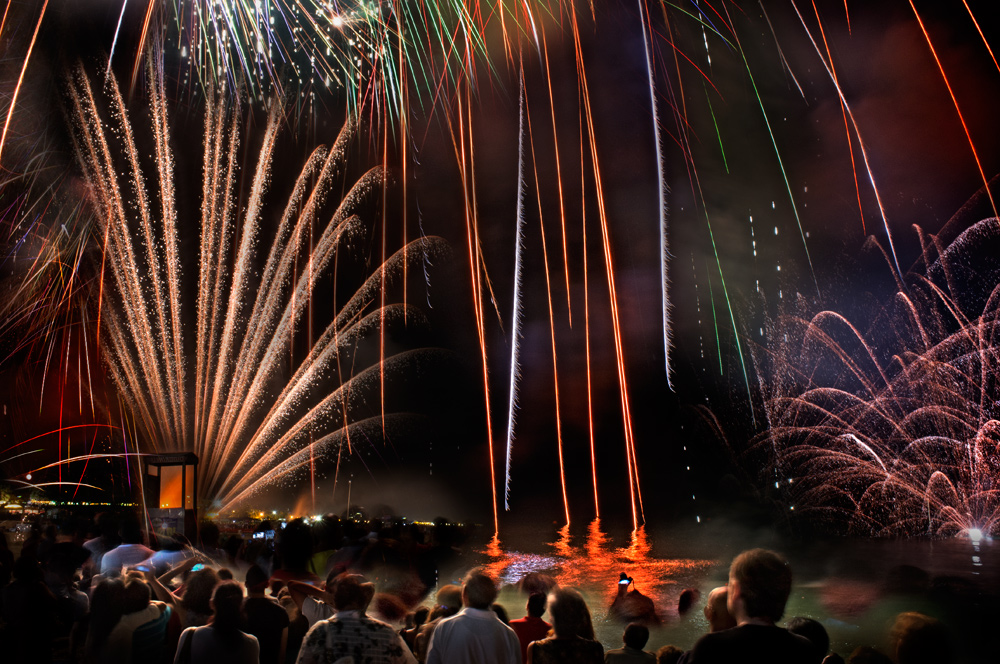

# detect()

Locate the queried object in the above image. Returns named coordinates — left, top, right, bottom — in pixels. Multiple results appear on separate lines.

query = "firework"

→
left=759, top=215, right=1000, bottom=537
left=66, top=57, right=447, bottom=511
left=163, top=0, right=520, bottom=119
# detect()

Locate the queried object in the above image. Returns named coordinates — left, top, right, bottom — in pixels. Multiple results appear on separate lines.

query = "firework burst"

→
left=66, top=56, right=448, bottom=511
left=758, top=213, right=1000, bottom=537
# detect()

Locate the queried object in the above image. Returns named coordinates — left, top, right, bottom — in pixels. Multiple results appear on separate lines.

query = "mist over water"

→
left=436, top=515, right=999, bottom=657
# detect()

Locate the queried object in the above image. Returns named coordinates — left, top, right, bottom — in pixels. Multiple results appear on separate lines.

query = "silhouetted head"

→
left=461, top=568, right=498, bottom=610
left=245, top=564, right=268, bottom=594
left=182, top=567, right=220, bottom=616
left=276, top=519, right=313, bottom=572
left=88, top=577, right=127, bottom=654
left=491, top=602, right=510, bottom=624
left=429, top=584, right=463, bottom=620
left=656, top=645, right=684, bottom=664
left=119, top=515, right=144, bottom=545
left=677, top=588, right=700, bottom=615
left=329, top=573, right=375, bottom=612
left=123, top=576, right=151, bottom=614
left=623, top=622, right=650, bottom=650
left=890, top=612, right=952, bottom=664
left=526, top=592, right=547, bottom=618
left=223, top=535, right=242, bottom=559
left=547, top=587, right=595, bottom=640
left=704, top=586, right=736, bottom=632
left=96, top=512, right=120, bottom=540
left=210, top=580, right=245, bottom=631
left=728, top=549, right=792, bottom=623
left=787, top=616, right=830, bottom=664
left=199, top=522, right=221, bottom=549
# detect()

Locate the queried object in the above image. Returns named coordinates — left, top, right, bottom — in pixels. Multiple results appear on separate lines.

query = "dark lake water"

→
left=455, top=517, right=997, bottom=661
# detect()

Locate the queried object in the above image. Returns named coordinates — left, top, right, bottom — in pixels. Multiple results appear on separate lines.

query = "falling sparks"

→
left=67, top=59, right=447, bottom=511
left=760, top=218, right=1000, bottom=537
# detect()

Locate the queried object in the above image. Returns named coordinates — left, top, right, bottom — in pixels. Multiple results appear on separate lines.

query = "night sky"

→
left=2, top=1, right=999, bottom=528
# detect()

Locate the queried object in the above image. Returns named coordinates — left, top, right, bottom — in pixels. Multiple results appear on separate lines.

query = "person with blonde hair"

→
left=702, top=586, right=736, bottom=632
left=889, top=612, right=952, bottom=664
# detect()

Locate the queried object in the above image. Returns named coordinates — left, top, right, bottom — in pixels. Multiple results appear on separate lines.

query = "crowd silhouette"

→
left=0, top=510, right=982, bottom=663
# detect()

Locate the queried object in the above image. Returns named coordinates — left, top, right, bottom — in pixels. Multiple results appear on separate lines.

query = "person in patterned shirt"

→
left=296, top=573, right=417, bottom=664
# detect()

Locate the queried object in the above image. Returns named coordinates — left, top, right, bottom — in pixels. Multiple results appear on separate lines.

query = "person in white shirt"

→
left=100, top=518, right=154, bottom=576
left=287, top=569, right=337, bottom=628
left=425, top=568, right=520, bottom=664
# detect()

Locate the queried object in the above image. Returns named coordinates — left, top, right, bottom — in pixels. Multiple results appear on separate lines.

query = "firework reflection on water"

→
left=477, top=518, right=713, bottom=643
left=468, top=520, right=997, bottom=654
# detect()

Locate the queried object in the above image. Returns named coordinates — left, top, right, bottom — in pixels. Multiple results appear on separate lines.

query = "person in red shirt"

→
left=510, top=593, right=551, bottom=663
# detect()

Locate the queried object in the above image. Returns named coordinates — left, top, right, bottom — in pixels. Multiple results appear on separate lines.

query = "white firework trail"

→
left=504, top=70, right=529, bottom=511
left=637, top=0, right=673, bottom=390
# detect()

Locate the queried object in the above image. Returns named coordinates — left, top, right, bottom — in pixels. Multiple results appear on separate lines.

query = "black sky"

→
left=2, top=1, right=1000, bottom=526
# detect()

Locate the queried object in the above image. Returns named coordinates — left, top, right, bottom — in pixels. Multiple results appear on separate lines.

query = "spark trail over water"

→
left=480, top=518, right=713, bottom=621
left=637, top=0, right=673, bottom=391
left=503, top=70, right=528, bottom=512
left=67, top=60, right=447, bottom=511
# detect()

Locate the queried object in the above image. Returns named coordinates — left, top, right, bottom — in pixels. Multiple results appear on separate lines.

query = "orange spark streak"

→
left=812, top=1, right=865, bottom=234
left=525, top=89, right=571, bottom=527
left=398, top=13, right=409, bottom=324
left=331, top=248, right=353, bottom=456
left=0, top=0, right=48, bottom=168
left=449, top=84, right=499, bottom=534
left=909, top=0, right=997, bottom=218
left=2, top=424, right=117, bottom=455
left=0, top=1, right=13, bottom=38
left=58, top=328, right=66, bottom=485
left=310, top=163, right=316, bottom=512
left=581, top=106, right=599, bottom=519
left=128, top=0, right=158, bottom=96
left=570, top=11, right=642, bottom=529
left=700, top=0, right=736, bottom=35
left=381, top=110, right=389, bottom=439
left=540, top=31, right=573, bottom=327
left=71, top=70, right=173, bottom=451
left=962, top=0, right=1000, bottom=76
left=788, top=1, right=902, bottom=282
left=72, top=428, right=102, bottom=499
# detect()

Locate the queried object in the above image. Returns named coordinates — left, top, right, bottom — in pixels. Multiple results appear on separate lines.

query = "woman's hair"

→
left=890, top=612, right=952, bottom=664
left=547, top=588, right=595, bottom=640
left=87, top=577, right=127, bottom=655
left=123, top=575, right=152, bottom=613
left=181, top=567, right=220, bottom=617
left=210, top=580, right=246, bottom=632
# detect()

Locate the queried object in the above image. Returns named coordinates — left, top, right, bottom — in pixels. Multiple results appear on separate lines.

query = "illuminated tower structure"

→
left=144, top=452, right=198, bottom=541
